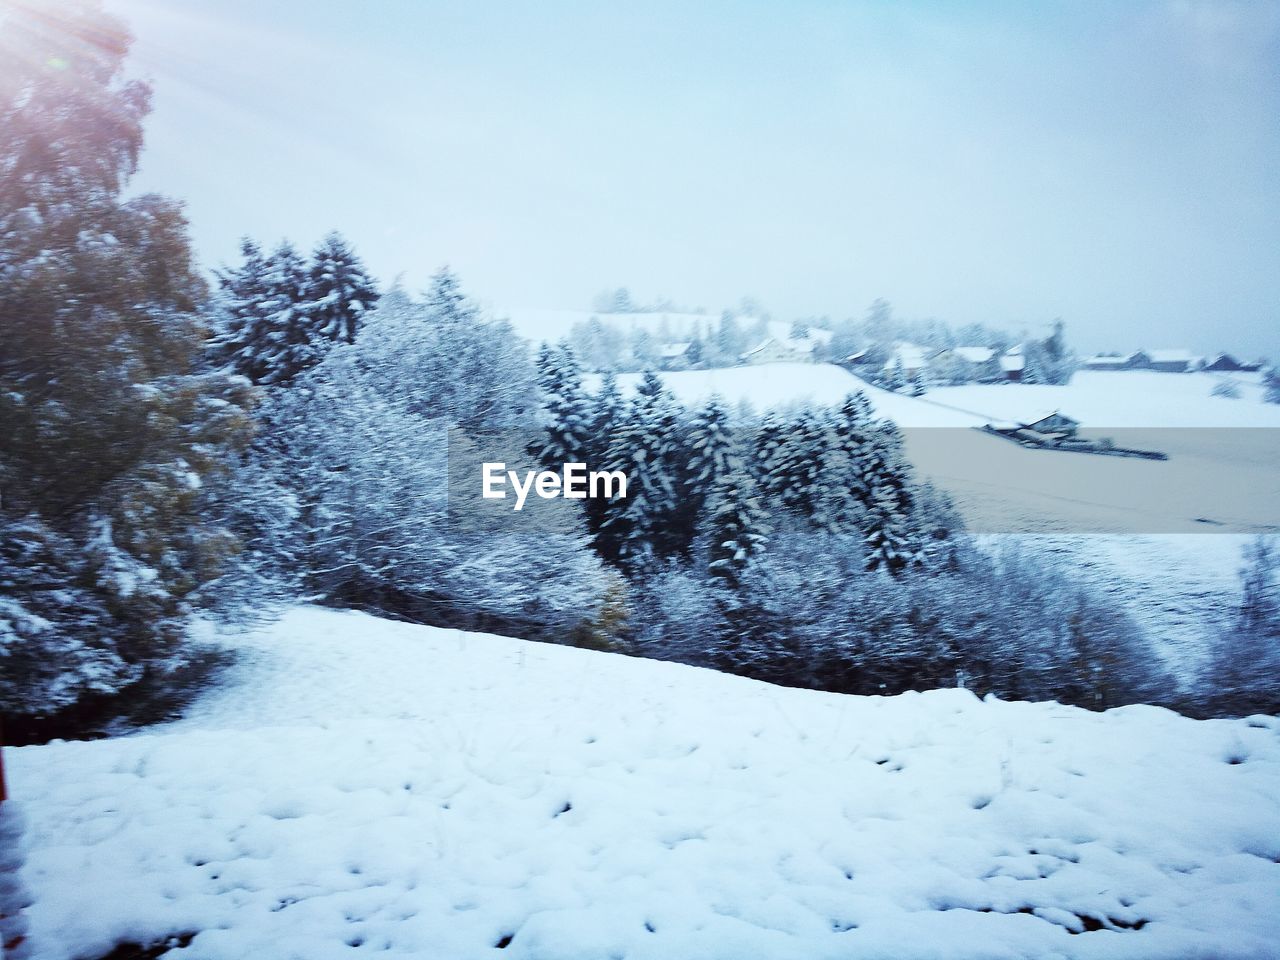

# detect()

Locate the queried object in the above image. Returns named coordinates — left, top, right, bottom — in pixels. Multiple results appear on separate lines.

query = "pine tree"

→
left=599, top=379, right=685, bottom=566
left=308, top=231, right=379, bottom=344
left=0, top=0, right=253, bottom=721
left=751, top=414, right=788, bottom=499
left=765, top=409, right=847, bottom=530
left=535, top=342, right=593, bottom=468
left=887, top=357, right=907, bottom=391
left=863, top=483, right=912, bottom=574
left=1209, top=536, right=1280, bottom=713
left=705, top=471, right=769, bottom=588
left=257, top=241, right=323, bottom=384
left=209, top=238, right=271, bottom=375
left=685, top=397, right=740, bottom=496
left=1264, top=368, right=1280, bottom=405
left=909, top=368, right=927, bottom=397
left=682, top=396, right=741, bottom=547
left=832, top=392, right=876, bottom=517
left=599, top=409, right=675, bottom=568
left=211, top=240, right=329, bottom=385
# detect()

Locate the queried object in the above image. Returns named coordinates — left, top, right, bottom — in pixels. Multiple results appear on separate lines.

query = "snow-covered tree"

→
left=599, top=377, right=685, bottom=565
left=535, top=341, right=593, bottom=468
left=1263, top=367, right=1280, bottom=405
left=351, top=270, right=536, bottom=435
left=751, top=414, right=787, bottom=497
left=704, top=471, right=769, bottom=588
left=1208, top=536, right=1280, bottom=714
left=909, top=368, right=927, bottom=397
left=886, top=358, right=907, bottom=392
left=863, top=483, right=912, bottom=574
left=0, top=0, right=253, bottom=721
left=308, top=231, right=379, bottom=344
left=685, top=397, right=740, bottom=503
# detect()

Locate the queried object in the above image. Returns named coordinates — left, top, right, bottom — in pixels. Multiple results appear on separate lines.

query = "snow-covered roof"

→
left=1000, top=352, right=1026, bottom=372
left=1147, top=349, right=1196, bottom=363
left=882, top=342, right=929, bottom=371
left=767, top=320, right=833, bottom=346
left=739, top=338, right=782, bottom=359
left=1083, top=354, right=1130, bottom=366
left=658, top=341, right=692, bottom=358
left=1024, top=409, right=1078, bottom=428
left=951, top=346, right=996, bottom=364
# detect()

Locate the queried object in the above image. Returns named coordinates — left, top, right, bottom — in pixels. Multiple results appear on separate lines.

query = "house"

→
left=1022, top=410, right=1080, bottom=438
left=1203, top=353, right=1261, bottom=373
left=881, top=342, right=930, bottom=379
left=1145, top=349, right=1199, bottom=373
left=1082, top=353, right=1136, bottom=371
left=984, top=410, right=1080, bottom=445
left=739, top=323, right=835, bottom=365
left=950, top=346, right=997, bottom=365
left=657, top=341, right=693, bottom=370
left=1126, top=350, right=1153, bottom=369
left=739, top=338, right=806, bottom=365
left=926, top=346, right=1003, bottom=384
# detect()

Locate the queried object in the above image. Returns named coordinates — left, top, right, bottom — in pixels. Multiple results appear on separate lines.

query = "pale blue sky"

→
left=112, top=0, right=1278, bottom=356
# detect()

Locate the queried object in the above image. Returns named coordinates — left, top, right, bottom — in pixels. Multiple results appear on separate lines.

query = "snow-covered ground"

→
left=592, top=365, right=1280, bottom=430
left=9, top=607, right=1280, bottom=960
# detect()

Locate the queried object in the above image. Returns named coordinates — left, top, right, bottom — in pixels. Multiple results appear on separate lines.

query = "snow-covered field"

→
left=9, top=607, right=1280, bottom=960
left=593, top=365, right=1280, bottom=430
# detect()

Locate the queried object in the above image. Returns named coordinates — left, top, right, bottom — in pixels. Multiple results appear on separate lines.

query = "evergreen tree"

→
left=832, top=391, right=876, bottom=519
left=863, top=483, right=912, bottom=574
left=751, top=414, right=788, bottom=499
left=1264, top=367, right=1280, bottom=405
left=209, top=238, right=271, bottom=375
left=535, top=342, right=593, bottom=468
left=1209, top=536, right=1280, bottom=714
left=211, top=239, right=328, bottom=385
left=705, top=471, right=769, bottom=588
left=600, top=408, right=674, bottom=568
left=599, top=377, right=685, bottom=565
left=909, top=368, right=927, bottom=397
left=256, top=241, right=322, bottom=384
left=308, top=231, right=379, bottom=344
left=685, top=397, right=740, bottom=496
left=766, top=409, right=847, bottom=530
left=887, top=357, right=907, bottom=391
left=0, top=0, right=253, bottom=721
left=588, top=371, right=624, bottom=460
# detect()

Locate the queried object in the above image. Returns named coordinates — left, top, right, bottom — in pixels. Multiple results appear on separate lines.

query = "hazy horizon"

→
left=111, top=0, right=1278, bottom=357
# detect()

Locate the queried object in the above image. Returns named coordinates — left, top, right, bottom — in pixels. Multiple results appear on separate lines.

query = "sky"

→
left=107, top=0, right=1279, bottom=356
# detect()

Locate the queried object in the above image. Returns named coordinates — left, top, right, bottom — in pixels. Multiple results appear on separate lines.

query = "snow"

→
left=883, top=342, right=930, bottom=372
left=9, top=606, right=1280, bottom=959
left=952, top=346, right=996, bottom=364
left=1147, top=350, right=1198, bottom=365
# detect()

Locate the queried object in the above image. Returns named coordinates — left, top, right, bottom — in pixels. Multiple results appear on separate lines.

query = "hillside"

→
left=8, top=607, right=1280, bottom=960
